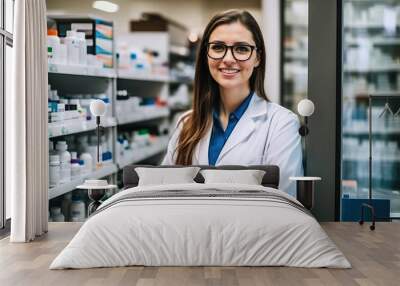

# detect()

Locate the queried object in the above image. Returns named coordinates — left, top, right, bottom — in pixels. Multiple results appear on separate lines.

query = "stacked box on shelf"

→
left=129, top=13, right=194, bottom=81
left=128, top=13, right=194, bottom=113
left=51, top=16, right=114, bottom=68
left=130, top=13, right=188, bottom=47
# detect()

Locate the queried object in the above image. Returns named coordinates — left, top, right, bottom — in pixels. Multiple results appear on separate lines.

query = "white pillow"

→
left=200, top=169, right=266, bottom=185
left=135, top=167, right=200, bottom=186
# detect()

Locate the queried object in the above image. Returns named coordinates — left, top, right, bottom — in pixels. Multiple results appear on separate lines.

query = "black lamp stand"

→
left=292, top=116, right=322, bottom=210
left=299, top=116, right=309, bottom=176
left=87, top=115, right=105, bottom=215
left=96, top=115, right=101, bottom=166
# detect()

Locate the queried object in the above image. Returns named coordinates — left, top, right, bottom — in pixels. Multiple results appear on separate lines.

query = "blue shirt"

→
left=208, top=92, right=254, bottom=165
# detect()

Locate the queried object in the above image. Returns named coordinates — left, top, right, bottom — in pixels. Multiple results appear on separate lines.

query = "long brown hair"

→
left=175, top=10, right=268, bottom=165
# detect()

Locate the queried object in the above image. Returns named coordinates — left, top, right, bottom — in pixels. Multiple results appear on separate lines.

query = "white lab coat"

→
left=162, top=94, right=304, bottom=197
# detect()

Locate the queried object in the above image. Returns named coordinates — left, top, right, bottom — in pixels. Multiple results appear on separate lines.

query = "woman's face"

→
left=207, top=21, right=259, bottom=91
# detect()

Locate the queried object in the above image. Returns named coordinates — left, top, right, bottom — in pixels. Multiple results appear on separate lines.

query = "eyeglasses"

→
left=207, top=42, right=257, bottom=61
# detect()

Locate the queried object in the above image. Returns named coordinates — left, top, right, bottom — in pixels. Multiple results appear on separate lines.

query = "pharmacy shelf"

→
left=49, top=117, right=117, bottom=138
left=346, top=37, right=400, bottom=46
left=48, top=63, right=116, bottom=78
left=169, top=75, right=194, bottom=85
left=344, top=23, right=400, bottom=29
left=117, top=70, right=170, bottom=82
left=49, top=163, right=118, bottom=200
left=343, top=128, right=400, bottom=136
left=116, top=107, right=170, bottom=125
left=284, top=50, right=308, bottom=60
left=343, top=64, right=400, bottom=73
left=343, top=185, right=400, bottom=195
left=170, top=45, right=190, bottom=57
left=169, top=104, right=191, bottom=112
left=117, top=136, right=169, bottom=169
left=353, top=90, right=400, bottom=98
left=285, top=20, right=308, bottom=28
left=342, top=158, right=400, bottom=163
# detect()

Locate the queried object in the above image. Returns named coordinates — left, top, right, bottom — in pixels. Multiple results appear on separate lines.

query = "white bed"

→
left=50, top=183, right=351, bottom=269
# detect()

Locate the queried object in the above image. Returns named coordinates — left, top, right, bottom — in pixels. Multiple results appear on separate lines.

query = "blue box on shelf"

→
left=102, top=151, right=113, bottom=162
left=341, top=196, right=390, bottom=221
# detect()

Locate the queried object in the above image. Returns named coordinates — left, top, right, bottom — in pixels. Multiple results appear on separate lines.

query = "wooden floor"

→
left=0, top=222, right=399, bottom=286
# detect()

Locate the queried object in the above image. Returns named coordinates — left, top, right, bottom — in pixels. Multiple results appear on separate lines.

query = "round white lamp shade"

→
left=297, top=99, right=315, bottom=117
left=90, top=99, right=107, bottom=117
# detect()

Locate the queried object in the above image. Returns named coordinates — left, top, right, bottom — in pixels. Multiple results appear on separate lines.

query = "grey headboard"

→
left=123, top=165, right=280, bottom=189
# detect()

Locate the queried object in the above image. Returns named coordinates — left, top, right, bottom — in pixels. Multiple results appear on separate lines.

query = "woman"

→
left=162, top=10, right=303, bottom=197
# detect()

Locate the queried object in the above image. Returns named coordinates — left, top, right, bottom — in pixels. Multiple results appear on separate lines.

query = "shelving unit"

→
left=49, top=163, right=118, bottom=199
left=284, top=50, right=308, bottom=61
left=343, top=128, right=400, bottom=136
left=47, top=63, right=172, bottom=200
left=117, top=136, right=169, bottom=169
left=344, top=23, right=400, bottom=29
left=354, top=90, right=400, bottom=97
left=49, top=117, right=117, bottom=138
left=45, top=13, right=196, bottom=223
left=46, top=18, right=179, bottom=209
left=343, top=64, right=400, bottom=73
left=117, top=70, right=170, bottom=82
left=170, top=45, right=190, bottom=57
left=281, top=0, right=309, bottom=111
left=116, top=107, right=169, bottom=125
left=47, top=54, right=119, bottom=201
left=346, top=37, right=400, bottom=46
left=48, top=63, right=116, bottom=78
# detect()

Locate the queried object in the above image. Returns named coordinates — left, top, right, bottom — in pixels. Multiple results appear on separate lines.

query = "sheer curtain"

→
left=7, top=0, right=48, bottom=242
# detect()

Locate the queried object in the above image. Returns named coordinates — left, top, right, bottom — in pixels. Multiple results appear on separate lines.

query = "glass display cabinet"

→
left=341, top=0, right=400, bottom=220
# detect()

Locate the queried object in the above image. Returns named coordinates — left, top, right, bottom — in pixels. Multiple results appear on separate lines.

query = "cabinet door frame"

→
left=307, top=0, right=342, bottom=221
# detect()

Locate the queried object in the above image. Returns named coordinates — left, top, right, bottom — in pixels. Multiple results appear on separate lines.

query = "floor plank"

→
left=0, top=222, right=398, bottom=286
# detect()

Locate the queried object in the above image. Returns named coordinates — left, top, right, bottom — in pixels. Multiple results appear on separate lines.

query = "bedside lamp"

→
left=76, top=99, right=116, bottom=216
left=297, top=98, right=315, bottom=117
left=297, top=98, right=315, bottom=175
left=90, top=99, right=107, bottom=169
left=290, top=99, right=321, bottom=210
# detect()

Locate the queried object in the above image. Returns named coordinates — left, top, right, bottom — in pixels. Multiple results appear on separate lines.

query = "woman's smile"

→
left=219, top=67, right=241, bottom=77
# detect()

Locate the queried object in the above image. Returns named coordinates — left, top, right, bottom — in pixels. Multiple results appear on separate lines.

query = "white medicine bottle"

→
left=76, top=32, right=87, bottom=66
left=65, top=30, right=80, bottom=65
left=49, top=154, right=61, bottom=187
left=47, top=29, right=60, bottom=64
left=56, top=141, right=71, bottom=183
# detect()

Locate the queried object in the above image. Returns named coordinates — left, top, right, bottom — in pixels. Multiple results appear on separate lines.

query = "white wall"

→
left=262, top=0, right=280, bottom=103
left=46, top=0, right=261, bottom=37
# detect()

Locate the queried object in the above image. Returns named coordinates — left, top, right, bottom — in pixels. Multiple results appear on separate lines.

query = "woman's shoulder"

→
left=174, top=109, right=193, bottom=128
left=251, top=93, right=298, bottom=122
left=168, top=109, right=193, bottom=136
left=266, top=101, right=299, bottom=124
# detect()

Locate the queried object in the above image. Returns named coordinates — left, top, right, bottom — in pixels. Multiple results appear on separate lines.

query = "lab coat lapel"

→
left=216, top=95, right=266, bottom=164
left=216, top=113, right=255, bottom=164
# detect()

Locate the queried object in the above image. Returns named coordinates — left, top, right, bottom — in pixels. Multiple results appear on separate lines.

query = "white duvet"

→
left=50, top=183, right=351, bottom=269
